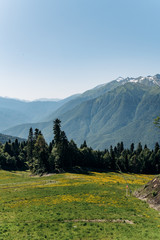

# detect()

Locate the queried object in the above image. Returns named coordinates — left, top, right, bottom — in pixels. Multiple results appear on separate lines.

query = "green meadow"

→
left=0, top=170, right=160, bottom=240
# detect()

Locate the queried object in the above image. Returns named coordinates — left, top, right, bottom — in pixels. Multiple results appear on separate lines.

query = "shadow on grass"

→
left=66, top=166, right=110, bottom=175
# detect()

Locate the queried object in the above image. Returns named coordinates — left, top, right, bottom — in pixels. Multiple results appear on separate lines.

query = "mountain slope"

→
left=61, top=83, right=158, bottom=148
left=44, top=80, right=122, bottom=121
left=3, top=82, right=160, bottom=149
left=0, top=133, right=25, bottom=144
left=43, top=74, right=160, bottom=122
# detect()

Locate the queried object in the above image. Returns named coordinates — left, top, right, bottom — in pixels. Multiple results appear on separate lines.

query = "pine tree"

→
left=53, top=119, right=61, bottom=145
left=4, top=142, right=12, bottom=156
left=80, top=140, right=87, bottom=149
left=60, top=131, right=69, bottom=168
left=27, top=128, right=34, bottom=171
left=136, top=142, right=142, bottom=155
left=68, top=139, right=79, bottom=167
left=53, top=119, right=62, bottom=170
left=52, top=119, right=69, bottom=171
left=110, top=145, right=116, bottom=170
left=32, top=134, right=49, bottom=174
left=130, top=143, right=134, bottom=153
left=154, top=142, right=160, bottom=154
left=34, top=128, right=41, bottom=142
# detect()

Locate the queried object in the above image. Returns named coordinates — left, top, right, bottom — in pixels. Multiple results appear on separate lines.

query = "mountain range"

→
left=1, top=74, right=160, bottom=149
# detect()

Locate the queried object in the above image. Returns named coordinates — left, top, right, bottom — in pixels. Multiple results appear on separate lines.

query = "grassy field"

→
left=0, top=170, right=160, bottom=240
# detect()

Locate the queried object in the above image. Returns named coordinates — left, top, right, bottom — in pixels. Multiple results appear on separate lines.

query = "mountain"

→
left=43, top=74, right=160, bottom=122
left=43, top=80, right=122, bottom=121
left=0, top=95, right=79, bottom=131
left=1, top=74, right=159, bottom=132
left=59, top=83, right=160, bottom=149
left=3, top=75, right=160, bottom=149
left=0, top=133, right=25, bottom=144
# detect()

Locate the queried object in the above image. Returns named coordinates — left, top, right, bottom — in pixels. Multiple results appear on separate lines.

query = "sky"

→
left=0, top=0, right=160, bottom=100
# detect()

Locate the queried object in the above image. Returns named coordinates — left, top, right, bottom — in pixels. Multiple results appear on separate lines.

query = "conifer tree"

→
left=27, top=127, right=34, bottom=171
left=53, top=119, right=61, bottom=145
left=80, top=140, right=87, bottom=149
left=154, top=142, right=160, bottom=154
left=34, top=128, right=42, bottom=142
left=32, top=134, right=49, bottom=174
left=52, top=119, right=69, bottom=170
left=130, top=143, right=134, bottom=153
left=4, top=142, right=12, bottom=156
left=110, top=145, right=116, bottom=170
left=136, top=142, right=142, bottom=155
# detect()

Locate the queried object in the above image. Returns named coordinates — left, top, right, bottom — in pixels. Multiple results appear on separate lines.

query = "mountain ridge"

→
left=3, top=78, right=160, bottom=149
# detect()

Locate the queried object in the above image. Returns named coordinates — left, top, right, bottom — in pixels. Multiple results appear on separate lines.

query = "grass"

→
left=0, top=170, right=160, bottom=239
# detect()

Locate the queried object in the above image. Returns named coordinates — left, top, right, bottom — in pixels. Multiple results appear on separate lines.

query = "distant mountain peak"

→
left=34, top=98, right=61, bottom=102
left=115, top=74, right=160, bottom=87
left=116, top=77, right=124, bottom=82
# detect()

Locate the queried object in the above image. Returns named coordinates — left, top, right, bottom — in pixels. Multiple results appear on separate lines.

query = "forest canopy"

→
left=0, top=118, right=160, bottom=175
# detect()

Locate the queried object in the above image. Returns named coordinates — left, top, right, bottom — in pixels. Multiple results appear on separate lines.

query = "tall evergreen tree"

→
left=4, top=142, right=12, bottom=156
left=34, top=128, right=42, bottom=142
left=32, top=134, right=49, bottom=174
left=27, top=127, right=34, bottom=171
left=110, top=145, right=116, bottom=170
left=130, top=143, right=134, bottom=153
left=154, top=142, right=160, bottom=154
left=80, top=140, right=87, bottom=149
left=60, top=131, right=69, bottom=168
left=136, top=142, right=142, bottom=155
left=52, top=119, right=69, bottom=170
left=53, top=119, right=62, bottom=145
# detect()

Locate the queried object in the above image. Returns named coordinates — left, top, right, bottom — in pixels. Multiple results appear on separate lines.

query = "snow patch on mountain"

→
left=115, top=74, right=160, bottom=87
left=116, top=77, right=124, bottom=82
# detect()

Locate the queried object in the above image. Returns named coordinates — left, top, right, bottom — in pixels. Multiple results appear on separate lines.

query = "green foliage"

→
left=152, top=191, right=158, bottom=197
left=154, top=116, right=160, bottom=128
left=0, top=139, right=27, bottom=171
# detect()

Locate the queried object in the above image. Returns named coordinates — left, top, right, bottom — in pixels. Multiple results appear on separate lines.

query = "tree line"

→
left=0, top=118, right=160, bottom=175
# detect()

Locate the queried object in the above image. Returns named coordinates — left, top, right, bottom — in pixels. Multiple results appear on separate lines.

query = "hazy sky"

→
left=0, top=0, right=160, bottom=100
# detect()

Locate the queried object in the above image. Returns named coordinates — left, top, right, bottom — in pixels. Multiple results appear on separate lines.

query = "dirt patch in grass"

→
left=64, top=219, right=134, bottom=224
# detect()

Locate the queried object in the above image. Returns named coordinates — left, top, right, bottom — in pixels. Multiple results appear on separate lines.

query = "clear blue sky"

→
left=0, top=0, right=160, bottom=100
